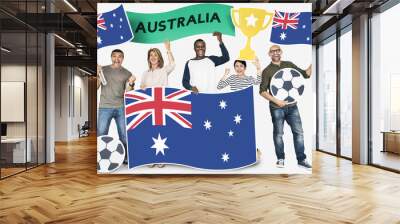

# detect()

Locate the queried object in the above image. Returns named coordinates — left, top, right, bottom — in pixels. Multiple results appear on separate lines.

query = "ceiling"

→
left=0, top=0, right=392, bottom=74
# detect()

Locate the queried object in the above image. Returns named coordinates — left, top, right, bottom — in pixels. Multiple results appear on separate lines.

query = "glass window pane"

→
left=371, top=4, right=400, bottom=171
left=38, top=32, right=45, bottom=165
left=318, top=37, right=337, bottom=154
left=340, top=29, right=352, bottom=158
left=1, top=31, right=27, bottom=177
left=27, top=31, right=38, bottom=169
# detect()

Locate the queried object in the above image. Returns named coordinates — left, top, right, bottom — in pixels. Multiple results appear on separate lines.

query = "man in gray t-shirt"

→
left=97, top=49, right=136, bottom=157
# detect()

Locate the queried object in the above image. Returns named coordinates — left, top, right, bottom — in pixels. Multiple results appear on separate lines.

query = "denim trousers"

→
left=269, top=104, right=306, bottom=162
left=97, top=107, right=127, bottom=148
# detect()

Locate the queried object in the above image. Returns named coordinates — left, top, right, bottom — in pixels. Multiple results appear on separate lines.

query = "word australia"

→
left=134, top=12, right=221, bottom=33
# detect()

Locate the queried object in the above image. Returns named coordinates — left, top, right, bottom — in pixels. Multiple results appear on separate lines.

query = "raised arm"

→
left=217, top=68, right=231, bottom=90
left=251, top=56, right=262, bottom=85
left=164, top=40, right=176, bottom=74
left=209, top=32, right=230, bottom=66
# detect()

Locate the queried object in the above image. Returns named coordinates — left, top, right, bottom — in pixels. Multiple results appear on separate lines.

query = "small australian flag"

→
left=270, top=11, right=312, bottom=45
left=97, top=5, right=133, bottom=48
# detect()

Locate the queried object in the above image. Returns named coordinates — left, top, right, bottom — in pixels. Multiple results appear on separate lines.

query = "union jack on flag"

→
left=270, top=11, right=311, bottom=45
left=125, top=87, right=192, bottom=131
left=272, top=11, right=300, bottom=30
left=97, top=14, right=107, bottom=31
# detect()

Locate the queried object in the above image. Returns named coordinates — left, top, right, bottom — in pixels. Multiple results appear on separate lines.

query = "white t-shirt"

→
left=187, top=58, right=217, bottom=93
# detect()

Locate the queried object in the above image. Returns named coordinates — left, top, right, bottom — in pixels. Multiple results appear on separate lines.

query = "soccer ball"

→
left=270, top=68, right=305, bottom=103
left=97, top=135, right=125, bottom=173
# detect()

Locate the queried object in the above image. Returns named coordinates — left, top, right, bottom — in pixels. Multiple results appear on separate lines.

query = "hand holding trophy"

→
left=231, top=8, right=274, bottom=60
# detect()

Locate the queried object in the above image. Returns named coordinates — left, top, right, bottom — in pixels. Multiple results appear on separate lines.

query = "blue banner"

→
left=124, top=87, right=257, bottom=170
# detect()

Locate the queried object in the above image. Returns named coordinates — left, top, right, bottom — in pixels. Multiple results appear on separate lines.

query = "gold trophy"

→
left=232, top=8, right=274, bottom=60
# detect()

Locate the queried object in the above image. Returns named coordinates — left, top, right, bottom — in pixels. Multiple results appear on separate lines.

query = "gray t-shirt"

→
left=99, top=65, right=132, bottom=108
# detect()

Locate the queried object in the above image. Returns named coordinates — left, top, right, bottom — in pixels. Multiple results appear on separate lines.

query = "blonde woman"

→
left=141, top=41, right=174, bottom=168
left=140, top=41, right=175, bottom=89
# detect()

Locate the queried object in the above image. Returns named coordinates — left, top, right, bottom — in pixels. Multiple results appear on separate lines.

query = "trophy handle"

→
left=260, top=11, right=275, bottom=31
left=231, top=9, right=240, bottom=28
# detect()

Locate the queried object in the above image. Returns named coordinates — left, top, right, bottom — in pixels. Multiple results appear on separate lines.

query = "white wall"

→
left=54, top=67, right=89, bottom=141
left=1, top=64, right=46, bottom=163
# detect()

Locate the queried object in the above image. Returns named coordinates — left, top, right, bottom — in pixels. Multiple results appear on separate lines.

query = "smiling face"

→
left=111, top=52, right=124, bottom=68
left=194, top=40, right=206, bottom=59
left=147, top=48, right=164, bottom=69
left=234, top=61, right=246, bottom=76
left=149, top=51, right=159, bottom=67
left=269, top=45, right=282, bottom=63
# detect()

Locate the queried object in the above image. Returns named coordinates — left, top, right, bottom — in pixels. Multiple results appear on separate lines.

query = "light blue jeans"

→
left=269, top=104, right=306, bottom=162
left=97, top=107, right=127, bottom=148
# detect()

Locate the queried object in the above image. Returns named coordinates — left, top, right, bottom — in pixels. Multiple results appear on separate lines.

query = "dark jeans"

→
left=269, top=104, right=306, bottom=162
left=97, top=107, right=127, bottom=149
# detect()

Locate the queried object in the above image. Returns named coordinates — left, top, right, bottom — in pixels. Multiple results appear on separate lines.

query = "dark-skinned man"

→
left=182, top=32, right=230, bottom=93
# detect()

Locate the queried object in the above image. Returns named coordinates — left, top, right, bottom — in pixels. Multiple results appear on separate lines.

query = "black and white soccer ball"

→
left=270, top=68, right=305, bottom=104
left=97, top=135, right=125, bottom=173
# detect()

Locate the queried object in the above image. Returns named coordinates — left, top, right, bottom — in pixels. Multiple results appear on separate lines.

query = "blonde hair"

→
left=147, top=48, right=164, bottom=70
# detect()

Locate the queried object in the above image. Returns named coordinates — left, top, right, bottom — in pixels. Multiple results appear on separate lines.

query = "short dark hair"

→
left=111, top=49, right=124, bottom=57
left=194, top=39, right=205, bottom=47
left=234, top=60, right=247, bottom=68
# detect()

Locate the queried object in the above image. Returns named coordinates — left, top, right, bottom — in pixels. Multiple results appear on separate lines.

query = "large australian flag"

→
left=124, top=87, right=257, bottom=170
left=97, top=5, right=133, bottom=48
left=270, top=11, right=312, bottom=45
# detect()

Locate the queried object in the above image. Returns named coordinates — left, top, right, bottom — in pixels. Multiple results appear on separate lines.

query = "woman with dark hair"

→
left=140, top=41, right=175, bottom=89
left=217, top=57, right=261, bottom=91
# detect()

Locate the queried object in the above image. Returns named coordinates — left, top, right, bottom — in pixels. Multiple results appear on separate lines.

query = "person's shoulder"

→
left=282, top=61, right=295, bottom=66
left=120, top=66, right=132, bottom=75
left=102, top=65, right=112, bottom=71
left=263, top=63, right=274, bottom=71
left=101, top=65, right=113, bottom=75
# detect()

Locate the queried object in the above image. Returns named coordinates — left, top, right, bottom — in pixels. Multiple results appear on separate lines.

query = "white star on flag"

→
left=204, top=120, right=212, bottom=130
left=302, top=25, right=306, bottom=29
left=151, top=133, right=169, bottom=156
left=221, top=153, right=229, bottom=162
left=280, top=32, right=287, bottom=40
left=245, top=14, right=258, bottom=27
left=228, top=130, right=234, bottom=137
left=113, top=13, right=116, bottom=17
left=120, top=18, right=123, bottom=22
left=234, top=114, right=242, bottom=124
left=97, top=36, right=102, bottom=44
left=307, top=37, right=310, bottom=41
left=110, top=24, right=114, bottom=28
left=219, top=100, right=227, bottom=109
left=120, top=36, right=124, bottom=40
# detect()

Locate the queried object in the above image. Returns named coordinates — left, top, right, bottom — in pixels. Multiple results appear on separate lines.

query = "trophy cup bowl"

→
left=232, top=8, right=274, bottom=60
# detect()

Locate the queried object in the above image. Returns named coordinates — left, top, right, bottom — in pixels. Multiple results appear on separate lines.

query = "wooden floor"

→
left=1, top=136, right=400, bottom=224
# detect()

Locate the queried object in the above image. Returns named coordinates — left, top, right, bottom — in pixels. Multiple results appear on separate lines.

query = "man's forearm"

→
left=260, top=91, right=276, bottom=103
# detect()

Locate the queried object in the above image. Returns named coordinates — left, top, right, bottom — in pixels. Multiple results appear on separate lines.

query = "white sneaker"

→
left=276, top=159, right=285, bottom=168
